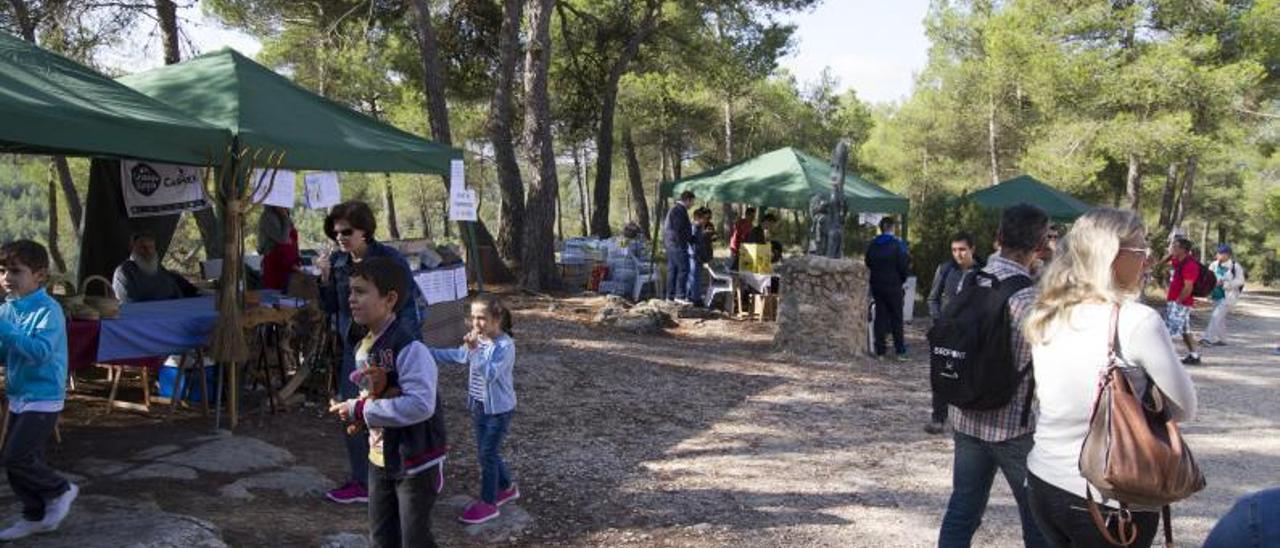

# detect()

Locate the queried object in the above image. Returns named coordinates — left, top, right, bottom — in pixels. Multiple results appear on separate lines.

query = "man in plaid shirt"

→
left=939, top=204, right=1049, bottom=548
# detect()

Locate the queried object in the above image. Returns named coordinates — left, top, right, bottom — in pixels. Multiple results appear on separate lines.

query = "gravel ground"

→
left=39, top=290, right=1280, bottom=546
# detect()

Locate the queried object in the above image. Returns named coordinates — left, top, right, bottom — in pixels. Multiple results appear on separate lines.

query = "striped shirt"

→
left=468, top=361, right=487, bottom=403
left=950, top=255, right=1038, bottom=443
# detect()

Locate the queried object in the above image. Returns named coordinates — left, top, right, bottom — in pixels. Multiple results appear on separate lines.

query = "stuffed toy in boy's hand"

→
left=333, top=349, right=402, bottom=436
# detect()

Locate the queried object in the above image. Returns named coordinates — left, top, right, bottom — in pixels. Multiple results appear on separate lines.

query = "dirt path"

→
left=36, top=291, right=1280, bottom=546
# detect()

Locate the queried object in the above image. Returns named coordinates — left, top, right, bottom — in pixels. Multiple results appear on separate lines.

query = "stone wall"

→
left=774, top=255, right=870, bottom=359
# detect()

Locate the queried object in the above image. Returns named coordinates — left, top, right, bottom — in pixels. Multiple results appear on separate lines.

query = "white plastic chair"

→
left=703, top=264, right=738, bottom=315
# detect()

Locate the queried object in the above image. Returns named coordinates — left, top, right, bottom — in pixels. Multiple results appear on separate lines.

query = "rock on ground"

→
left=157, top=435, right=294, bottom=474
left=317, top=532, right=369, bottom=548
left=119, top=463, right=199, bottom=481
left=218, top=466, right=333, bottom=499
left=9, top=495, right=226, bottom=547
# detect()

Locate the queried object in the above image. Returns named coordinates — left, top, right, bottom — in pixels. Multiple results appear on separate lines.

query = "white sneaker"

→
left=0, top=518, right=53, bottom=541
left=39, top=483, right=78, bottom=530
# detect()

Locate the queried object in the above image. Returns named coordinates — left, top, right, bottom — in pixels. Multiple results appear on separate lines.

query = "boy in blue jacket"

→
left=329, top=257, right=447, bottom=548
left=0, top=240, right=77, bottom=541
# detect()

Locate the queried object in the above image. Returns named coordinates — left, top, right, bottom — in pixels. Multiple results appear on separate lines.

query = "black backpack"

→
left=1189, top=259, right=1217, bottom=298
left=928, top=270, right=1035, bottom=422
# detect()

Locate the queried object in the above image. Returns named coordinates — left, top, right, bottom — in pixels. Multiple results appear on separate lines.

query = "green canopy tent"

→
left=114, top=49, right=475, bottom=428
left=660, top=147, right=909, bottom=215
left=958, top=174, right=1093, bottom=222
left=117, top=48, right=460, bottom=174
left=0, top=31, right=230, bottom=163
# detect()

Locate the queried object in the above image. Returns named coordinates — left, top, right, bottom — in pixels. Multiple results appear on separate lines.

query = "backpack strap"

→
left=1019, top=364, right=1035, bottom=427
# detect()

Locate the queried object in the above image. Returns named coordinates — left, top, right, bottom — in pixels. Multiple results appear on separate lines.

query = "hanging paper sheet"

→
left=250, top=169, right=296, bottom=208
left=303, top=171, right=341, bottom=210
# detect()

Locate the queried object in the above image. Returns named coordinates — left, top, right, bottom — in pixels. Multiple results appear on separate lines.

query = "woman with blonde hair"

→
left=1023, top=208, right=1198, bottom=547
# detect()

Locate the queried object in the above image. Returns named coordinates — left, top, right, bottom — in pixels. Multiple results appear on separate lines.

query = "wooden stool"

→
left=103, top=363, right=153, bottom=414
left=168, top=349, right=211, bottom=416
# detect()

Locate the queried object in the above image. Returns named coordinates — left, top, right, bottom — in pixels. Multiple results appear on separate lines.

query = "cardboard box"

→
left=752, top=294, right=778, bottom=321
left=740, top=243, right=773, bottom=274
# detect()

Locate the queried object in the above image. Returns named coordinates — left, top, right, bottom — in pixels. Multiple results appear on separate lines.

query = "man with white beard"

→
left=111, top=232, right=199, bottom=303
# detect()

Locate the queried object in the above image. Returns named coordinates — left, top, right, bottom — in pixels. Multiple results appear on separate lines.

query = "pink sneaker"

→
left=495, top=484, right=520, bottom=507
left=325, top=482, right=368, bottom=504
left=459, top=501, right=500, bottom=524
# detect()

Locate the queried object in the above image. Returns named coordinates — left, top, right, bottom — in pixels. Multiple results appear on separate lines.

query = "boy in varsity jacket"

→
left=331, top=257, right=447, bottom=548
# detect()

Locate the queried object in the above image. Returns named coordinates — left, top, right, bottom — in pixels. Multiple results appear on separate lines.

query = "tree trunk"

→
left=520, top=0, right=559, bottom=291
left=722, top=99, right=737, bottom=235
left=588, top=3, right=661, bottom=238
left=621, top=125, right=650, bottom=236
left=987, top=92, right=1000, bottom=185
left=1157, top=162, right=1179, bottom=229
left=573, top=146, right=589, bottom=236
left=491, top=0, right=525, bottom=270
left=156, top=0, right=180, bottom=64
left=46, top=169, right=67, bottom=273
left=1124, top=153, right=1142, bottom=211
left=51, top=158, right=80, bottom=242
left=383, top=174, right=401, bottom=239
left=409, top=0, right=453, bottom=147
left=1172, top=154, right=1198, bottom=230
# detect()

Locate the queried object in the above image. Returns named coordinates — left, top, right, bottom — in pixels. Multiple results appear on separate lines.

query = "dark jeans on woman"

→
left=2, top=412, right=70, bottom=522
left=368, top=463, right=440, bottom=548
left=471, top=401, right=513, bottom=504
left=939, top=432, right=1046, bottom=548
left=1204, top=487, right=1280, bottom=548
left=871, top=285, right=906, bottom=356
left=1027, top=473, right=1160, bottom=548
left=340, top=346, right=369, bottom=488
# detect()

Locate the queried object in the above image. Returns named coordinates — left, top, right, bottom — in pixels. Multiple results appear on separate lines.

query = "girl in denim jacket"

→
left=430, top=295, right=518, bottom=525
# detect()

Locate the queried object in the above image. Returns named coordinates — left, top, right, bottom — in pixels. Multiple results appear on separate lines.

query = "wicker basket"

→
left=80, top=275, right=120, bottom=318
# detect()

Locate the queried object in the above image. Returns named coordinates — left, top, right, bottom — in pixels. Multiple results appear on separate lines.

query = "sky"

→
left=114, top=1, right=930, bottom=106
left=776, top=0, right=932, bottom=105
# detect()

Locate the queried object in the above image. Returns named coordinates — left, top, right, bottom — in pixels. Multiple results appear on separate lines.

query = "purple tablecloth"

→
left=97, top=297, right=218, bottom=361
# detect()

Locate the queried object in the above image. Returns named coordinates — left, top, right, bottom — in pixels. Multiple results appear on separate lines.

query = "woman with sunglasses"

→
left=1023, top=208, right=1197, bottom=547
left=318, top=200, right=425, bottom=505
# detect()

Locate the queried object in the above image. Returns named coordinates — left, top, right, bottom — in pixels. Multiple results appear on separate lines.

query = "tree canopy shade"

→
left=0, top=31, right=230, bottom=165
left=660, top=147, right=908, bottom=214
left=118, top=48, right=462, bottom=175
left=957, top=175, right=1094, bottom=222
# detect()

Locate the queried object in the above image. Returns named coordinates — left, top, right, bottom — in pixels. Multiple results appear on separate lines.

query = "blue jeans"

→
left=687, top=256, right=704, bottom=304
left=940, top=432, right=1047, bottom=548
left=339, top=345, right=369, bottom=488
left=1204, top=487, right=1280, bottom=548
left=471, top=401, right=513, bottom=504
left=665, top=247, right=690, bottom=300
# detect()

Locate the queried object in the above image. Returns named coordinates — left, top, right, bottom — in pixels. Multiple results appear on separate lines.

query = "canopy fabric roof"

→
left=960, top=175, right=1093, bottom=221
left=118, top=48, right=461, bottom=175
left=661, top=147, right=908, bottom=214
left=0, top=31, right=230, bottom=164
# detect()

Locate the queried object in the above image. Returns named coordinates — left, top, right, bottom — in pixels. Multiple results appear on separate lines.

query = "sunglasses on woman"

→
left=335, top=228, right=356, bottom=237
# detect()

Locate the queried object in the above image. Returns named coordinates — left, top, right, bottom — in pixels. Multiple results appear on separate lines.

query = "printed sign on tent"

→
left=449, top=159, right=465, bottom=194
left=304, top=171, right=341, bottom=210
left=250, top=169, right=296, bottom=208
left=120, top=160, right=210, bottom=218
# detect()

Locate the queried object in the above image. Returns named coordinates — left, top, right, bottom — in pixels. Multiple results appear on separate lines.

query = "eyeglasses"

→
left=336, top=228, right=356, bottom=237
left=1120, top=247, right=1151, bottom=258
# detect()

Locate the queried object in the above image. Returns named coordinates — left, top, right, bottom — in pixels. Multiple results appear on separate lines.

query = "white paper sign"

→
left=250, top=169, right=296, bottom=208
left=120, top=160, right=210, bottom=218
left=414, top=270, right=454, bottom=305
left=449, top=187, right=478, bottom=222
left=303, top=172, right=341, bottom=210
left=453, top=267, right=468, bottom=299
left=449, top=159, right=465, bottom=194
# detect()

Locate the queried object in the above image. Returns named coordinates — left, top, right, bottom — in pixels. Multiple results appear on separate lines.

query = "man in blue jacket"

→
left=663, top=191, right=695, bottom=302
left=865, top=216, right=910, bottom=361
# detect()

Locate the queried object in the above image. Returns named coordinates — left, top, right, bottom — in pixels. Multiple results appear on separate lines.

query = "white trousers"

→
left=1203, top=297, right=1234, bottom=343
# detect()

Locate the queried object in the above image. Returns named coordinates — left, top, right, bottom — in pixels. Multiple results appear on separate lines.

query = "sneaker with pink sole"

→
left=325, top=482, right=368, bottom=504
left=459, top=501, right=500, bottom=525
left=495, top=484, right=520, bottom=507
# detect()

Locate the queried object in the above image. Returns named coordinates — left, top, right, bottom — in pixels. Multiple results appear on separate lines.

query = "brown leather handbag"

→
left=1078, top=306, right=1205, bottom=546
